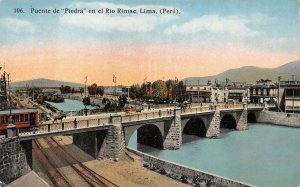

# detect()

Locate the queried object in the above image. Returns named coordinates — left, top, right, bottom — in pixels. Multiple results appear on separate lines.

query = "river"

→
left=128, top=123, right=300, bottom=187
left=45, top=99, right=95, bottom=112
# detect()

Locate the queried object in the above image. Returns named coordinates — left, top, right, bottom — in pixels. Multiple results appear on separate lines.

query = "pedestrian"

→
left=159, top=110, right=162, bottom=117
left=74, top=118, right=77, bottom=128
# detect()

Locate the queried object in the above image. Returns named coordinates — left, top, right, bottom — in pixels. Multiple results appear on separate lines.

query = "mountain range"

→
left=11, top=78, right=85, bottom=88
left=183, top=60, right=300, bottom=85
left=10, top=60, right=300, bottom=87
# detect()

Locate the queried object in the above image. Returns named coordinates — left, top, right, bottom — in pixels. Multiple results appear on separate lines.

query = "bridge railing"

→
left=121, top=109, right=172, bottom=123
left=181, top=106, right=211, bottom=114
left=18, top=116, right=111, bottom=136
left=247, top=103, right=264, bottom=108
left=219, top=103, right=244, bottom=110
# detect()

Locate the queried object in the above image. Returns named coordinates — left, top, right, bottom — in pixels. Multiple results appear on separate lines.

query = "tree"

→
left=141, top=82, right=152, bottom=99
left=152, top=80, right=168, bottom=103
left=118, top=95, right=127, bottom=109
left=82, top=97, right=90, bottom=106
left=166, top=79, right=174, bottom=101
left=129, top=84, right=141, bottom=99
left=177, top=81, right=186, bottom=103
left=79, top=87, right=84, bottom=96
left=60, top=85, right=72, bottom=93
left=88, top=83, right=97, bottom=95
left=96, top=86, right=104, bottom=96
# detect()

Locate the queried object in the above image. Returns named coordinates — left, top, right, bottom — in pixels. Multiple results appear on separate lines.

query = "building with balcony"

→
left=249, top=79, right=278, bottom=104
left=185, top=85, right=212, bottom=103
left=280, top=80, right=300, bottom=113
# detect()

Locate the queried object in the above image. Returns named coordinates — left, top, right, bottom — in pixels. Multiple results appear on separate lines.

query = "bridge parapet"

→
left=121, top=109, right=173, bottom=124
left=6, top=102, right=269, bottom=140
left=18, top=116, right=111, bottom=138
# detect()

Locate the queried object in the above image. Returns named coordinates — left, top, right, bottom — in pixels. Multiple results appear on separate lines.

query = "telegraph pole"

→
left=113, top=74, right=117, bottom=98
left=7, top=73, right=12, bottom=121
left=278, top=76, right=281, bottom=111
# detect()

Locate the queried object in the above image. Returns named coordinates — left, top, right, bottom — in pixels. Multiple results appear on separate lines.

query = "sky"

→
left=0, top=0, right=299, bottom=85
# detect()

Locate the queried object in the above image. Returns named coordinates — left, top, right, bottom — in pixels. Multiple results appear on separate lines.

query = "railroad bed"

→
left=33, top=137, right=118, bottom=187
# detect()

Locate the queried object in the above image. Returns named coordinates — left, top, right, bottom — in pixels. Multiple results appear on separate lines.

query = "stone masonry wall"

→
left=100, top=123, right=125, bottom=160
left=236, top=109, right=248, bottom=130
left=127, top=148, right=254, bottom=187
left=163, top=110, right=182, bottom=150
left=206, top=110, right=220, bottom=138
left=257, top=111, right=300, bottom=128
left=99, top=115, right=125, bottom=160
left=0, top=139, right=32, bottom=184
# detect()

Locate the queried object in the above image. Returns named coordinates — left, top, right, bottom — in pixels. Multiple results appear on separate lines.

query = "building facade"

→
left=249, top=79, right=278, bottom=104
left=280, top=80, right=300, bottom=113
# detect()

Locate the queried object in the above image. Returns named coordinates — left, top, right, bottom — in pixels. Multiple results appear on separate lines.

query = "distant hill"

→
left=183, top=60, right=300, bottom=85
left=11, top=78, right=85, bottom=88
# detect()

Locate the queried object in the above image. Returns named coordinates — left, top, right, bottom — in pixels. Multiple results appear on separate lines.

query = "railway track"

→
left=42, top=137, right=119, bottom=187
left=33, top=140, right=72, bottom=187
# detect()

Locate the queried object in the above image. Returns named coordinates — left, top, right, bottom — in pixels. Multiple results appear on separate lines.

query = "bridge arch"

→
left=220, top=114, right=237, bottom=129
left=182, top=117, right=207, bottom=137
left=125, top=123, right=164, bottom=149
left=247, top=112, right=257, bottom=123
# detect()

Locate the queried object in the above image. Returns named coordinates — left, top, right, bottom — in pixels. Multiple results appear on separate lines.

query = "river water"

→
left=128, top=123, right=300, bottom=187
left=46, top=99, right=95, bottom=112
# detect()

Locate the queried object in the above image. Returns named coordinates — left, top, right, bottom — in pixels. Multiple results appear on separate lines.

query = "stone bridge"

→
left=0, top=103, right=275, bottom=183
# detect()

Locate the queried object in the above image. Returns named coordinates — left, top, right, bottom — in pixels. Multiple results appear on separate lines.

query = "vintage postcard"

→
left=0, top=0, right=299, bottom=187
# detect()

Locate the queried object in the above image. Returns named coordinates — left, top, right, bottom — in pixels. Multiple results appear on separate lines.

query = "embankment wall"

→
left=127, top=148, right=255, bottom=187
left=257, top=111, right=300, bottom=128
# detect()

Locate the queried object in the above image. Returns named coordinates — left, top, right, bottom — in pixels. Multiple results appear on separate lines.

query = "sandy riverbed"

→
left=32, top=135, right=189, bottom=187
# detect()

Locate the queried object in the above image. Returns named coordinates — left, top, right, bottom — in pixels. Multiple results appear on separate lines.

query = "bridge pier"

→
left=0, top=139, right=32, bottom=184
left=73, top=115, right=125, bottom=160
left=206, top=106, right=220, bottom=138
left=236, top=103, right=248, bottom=130
left=163, top=109, right=182, bottom=150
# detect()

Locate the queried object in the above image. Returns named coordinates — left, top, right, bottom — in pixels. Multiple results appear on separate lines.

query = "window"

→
left=1, top=116, right=5, bottom=124
left=20, top=114, right=24, bottom=122
left=12, top=115, right=15, bottom=123
left=25, top=114, right=28, bottom=121
left=15, top=115, right=19, bottom=122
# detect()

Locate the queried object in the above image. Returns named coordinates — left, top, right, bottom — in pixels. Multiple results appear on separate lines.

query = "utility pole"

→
left=292, top=75, right=295, bottom=113
left=197, top=80, right=200, bottom=103
left=32, top=83, right=34, bottom=103
left=277, top=76, right=281, bottom=112
left=113, top=74, right=117, bottom=98
left=84, top=76, right=87, bottom=116
left=84, top=76, right=87, bottom=98
left=7, top=73, right=12, bottom=121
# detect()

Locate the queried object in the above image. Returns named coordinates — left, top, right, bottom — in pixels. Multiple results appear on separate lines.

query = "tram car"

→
left=0, top=108, right=38, bottom=132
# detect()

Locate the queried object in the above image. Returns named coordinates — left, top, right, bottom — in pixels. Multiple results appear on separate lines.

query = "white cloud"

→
left=164, top=14, right=269, bottom=37
left=0, top=17, right=35, bottom=33
left=60, top=2, right=179, bottom=32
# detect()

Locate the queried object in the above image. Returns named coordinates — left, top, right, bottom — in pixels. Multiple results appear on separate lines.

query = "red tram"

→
left=0, top=109, right=38, bottom=132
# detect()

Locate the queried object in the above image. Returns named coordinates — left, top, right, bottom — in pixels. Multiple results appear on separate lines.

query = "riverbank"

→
left=257, top=110, right=300, bottom=128
left=127, top=147, right=255, bottom=187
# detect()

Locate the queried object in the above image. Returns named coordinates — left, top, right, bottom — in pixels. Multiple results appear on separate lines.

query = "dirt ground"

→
left=32, top=135, right=189, bottom=187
